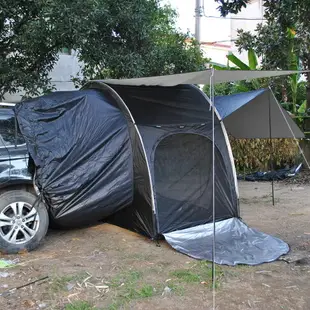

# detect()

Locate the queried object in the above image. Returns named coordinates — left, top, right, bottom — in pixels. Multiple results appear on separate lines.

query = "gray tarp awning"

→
left=99, top=69, right=306, bottom=86
left=214, top=88, right=304, bottom=139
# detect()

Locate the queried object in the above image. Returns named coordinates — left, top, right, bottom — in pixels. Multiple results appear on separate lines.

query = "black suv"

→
left=0, top=105, right=48, bottom=254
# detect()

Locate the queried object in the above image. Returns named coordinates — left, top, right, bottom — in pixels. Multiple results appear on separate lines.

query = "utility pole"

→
left=195, top=0, right=202, bottom=42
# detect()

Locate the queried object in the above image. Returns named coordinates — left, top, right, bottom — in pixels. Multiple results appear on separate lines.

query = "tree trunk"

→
left=304, top=70, right=310, bottom=136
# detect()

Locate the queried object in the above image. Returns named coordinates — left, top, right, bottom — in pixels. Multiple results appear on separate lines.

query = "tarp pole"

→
left=209, top=69, right=216, bottom=293
left=271, top=89, right=310, bottom=170
left=268, top=90, right=275, bottom=206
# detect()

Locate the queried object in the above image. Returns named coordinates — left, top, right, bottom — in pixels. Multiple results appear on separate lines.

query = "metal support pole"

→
left=209, top=69, right=216, bottom=291
left=268, top=90, right=275, bottom=206
left=195, top=0, right=202, bottom=42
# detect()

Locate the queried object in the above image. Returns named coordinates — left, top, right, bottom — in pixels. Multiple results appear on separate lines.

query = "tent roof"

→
left=215, top=89, right=266, bottom=119
left=97, top=69, right=306, bottom=87
left=84, top=81, right=304, bottom=139
left=214, top=88, right=304, bottom=139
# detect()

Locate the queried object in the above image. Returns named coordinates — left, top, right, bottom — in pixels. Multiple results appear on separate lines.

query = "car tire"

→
left=0, top=190, right=49, bottom=254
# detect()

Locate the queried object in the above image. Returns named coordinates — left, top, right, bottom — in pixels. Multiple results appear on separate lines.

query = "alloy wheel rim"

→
left=0, top=202, right=40, bottom=244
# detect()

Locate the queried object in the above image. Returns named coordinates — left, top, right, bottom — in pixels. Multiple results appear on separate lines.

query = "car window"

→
left=0, top=114, right=25, bottom=147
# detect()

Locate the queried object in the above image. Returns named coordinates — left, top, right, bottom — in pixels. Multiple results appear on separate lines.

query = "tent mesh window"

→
left=155, top=133, right=213, bottom=233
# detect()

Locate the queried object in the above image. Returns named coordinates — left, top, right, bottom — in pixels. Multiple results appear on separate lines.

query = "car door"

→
left=0, top=112, right=13, bottom=186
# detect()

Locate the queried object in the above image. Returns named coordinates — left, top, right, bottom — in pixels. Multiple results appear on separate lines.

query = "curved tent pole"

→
left=81, top=81, right=158, bottom=237
left=189, top=85, right=240, bottom=199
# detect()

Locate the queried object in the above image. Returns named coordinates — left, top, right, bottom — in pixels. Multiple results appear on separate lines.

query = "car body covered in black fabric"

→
left=15, top=89, right=134, bottom=227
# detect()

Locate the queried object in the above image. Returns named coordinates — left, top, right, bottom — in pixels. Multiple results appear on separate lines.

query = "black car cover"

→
left=14, top=89, right=133, bottom=227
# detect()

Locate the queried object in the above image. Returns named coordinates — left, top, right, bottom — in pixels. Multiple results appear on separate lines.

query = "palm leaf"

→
left=226, top=53, right=250, bottom=70
left=248, top=49, right=258, bottom=70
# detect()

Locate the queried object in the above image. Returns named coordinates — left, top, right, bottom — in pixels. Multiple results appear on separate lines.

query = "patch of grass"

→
left=170, top=270, right=200, bottom=283
left=138, top=284, right=154, bottom=297
left=119, top=284, right=154, bottom=300
left=168, top=282, right=185, bottom=296
left=170, top=261, right=224, bottom=288
left=107, top=270, right=156, bottom=309
left=128, top=271, right=143, bottom=282
left=65, top=301, right=97, bottom=310
left=110, top=270, right=142, bottom=288
left=107, top=301, right=123, bottom=310
left=50, top=272, right=88, bottom=292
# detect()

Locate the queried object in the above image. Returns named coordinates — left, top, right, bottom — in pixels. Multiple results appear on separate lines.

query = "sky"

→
left=163, top=0, right=231, bottom=44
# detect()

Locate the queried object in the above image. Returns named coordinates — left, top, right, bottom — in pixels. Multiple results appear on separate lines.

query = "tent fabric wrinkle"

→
left=15, top=89, right=134, bottom=227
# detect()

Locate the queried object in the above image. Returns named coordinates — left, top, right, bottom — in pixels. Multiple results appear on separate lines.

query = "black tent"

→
left=90, top=83, right=239, bottom=237
left=15, top=79, right=297, bottom=265
left=15, top=84, right=238, bottom=233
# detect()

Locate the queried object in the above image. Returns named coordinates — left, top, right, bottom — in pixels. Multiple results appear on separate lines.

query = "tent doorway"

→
left=154, top=133, right=213, bottom=233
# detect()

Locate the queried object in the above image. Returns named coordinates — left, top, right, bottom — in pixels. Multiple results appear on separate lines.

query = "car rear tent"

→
left=15, top=69, right=305, bottom=266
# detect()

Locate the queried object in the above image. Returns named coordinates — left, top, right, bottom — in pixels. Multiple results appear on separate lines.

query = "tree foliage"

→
left=204, top=48, right=266, bottom=96
left=77, top=2, right=207, bottom=82
left=214, top=0, right=250, bottom=17
left=215, top=0, right=310, bottom=80
left=0, top=0, right=100, bottom=99
left=0, top=0, right=206, bottom=99
left=234, top=0, right=310, bottom=120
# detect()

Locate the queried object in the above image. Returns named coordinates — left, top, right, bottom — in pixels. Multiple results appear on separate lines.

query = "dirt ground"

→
left=0, top=180, right=310, bottom=310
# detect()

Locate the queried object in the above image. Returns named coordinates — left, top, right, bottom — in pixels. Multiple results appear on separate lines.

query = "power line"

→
left=203, top=15, right=266, bottom=21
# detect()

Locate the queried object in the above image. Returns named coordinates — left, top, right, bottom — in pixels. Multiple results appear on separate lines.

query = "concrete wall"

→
left=201, top=43, right=231, bottom=66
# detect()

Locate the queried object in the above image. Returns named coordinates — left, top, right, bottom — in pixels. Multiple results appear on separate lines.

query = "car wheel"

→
left=0, top=190, right=49, bottom=254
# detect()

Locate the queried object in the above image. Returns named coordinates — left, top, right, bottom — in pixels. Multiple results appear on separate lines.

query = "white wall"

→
left=3, top=52, right=83, bottom=103
left=163, top=0, right=232, bottom=66
left=201, top=44, right=230, bottom=66
left=230, top=0, right=264, bottom=63
left=51, top=52, right=82, bottom=91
